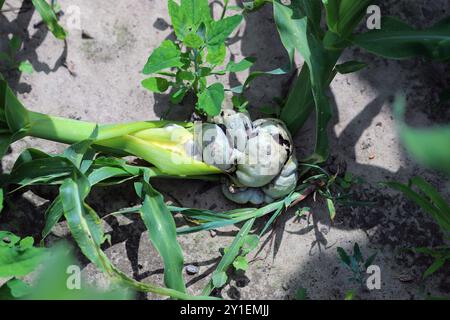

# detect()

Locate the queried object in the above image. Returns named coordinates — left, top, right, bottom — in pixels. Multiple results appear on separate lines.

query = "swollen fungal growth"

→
left=199, top=109, right=298, bottom=205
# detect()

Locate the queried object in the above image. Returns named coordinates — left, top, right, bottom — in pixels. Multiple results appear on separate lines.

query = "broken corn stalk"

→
left=0, top=79, right=221, bottom=177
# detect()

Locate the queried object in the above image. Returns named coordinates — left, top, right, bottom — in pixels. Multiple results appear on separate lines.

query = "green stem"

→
left=220, top=0, right=229, bottom=20
left=27, top=111, right=188, bottom=144
left=25, top=111, right=221, bottom=176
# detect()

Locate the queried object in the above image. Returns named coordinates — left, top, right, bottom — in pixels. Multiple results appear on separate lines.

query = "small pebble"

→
left=209, top=229, right=217, bottom=237
left=186, top=265, right=199, bottom=275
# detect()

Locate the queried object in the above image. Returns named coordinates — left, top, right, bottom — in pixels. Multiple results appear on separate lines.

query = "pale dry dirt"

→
left=1, top=0, right=450, bottom=300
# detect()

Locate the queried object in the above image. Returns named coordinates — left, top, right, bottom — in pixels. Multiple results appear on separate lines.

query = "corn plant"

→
left=272, top=0, right=450, bottom=163
left=0, top=64, right=322, bottom=298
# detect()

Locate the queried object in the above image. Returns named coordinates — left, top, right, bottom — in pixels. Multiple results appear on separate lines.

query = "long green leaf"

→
left=353, top=17, right=450, bottom=61
left=41, top=196, right=64, bottom=239
left=60, top=173, right=113, bottom=275
left=135, top=179, right=186, bottom=293
left=337, top=0, right=372, bottom=38
left=322, top=0, right=341, bottom=33
left=61, top=171, right=198, bottom=299
left=6, top=157, right=74, bottom=186
left=423, top=258, right=447, bottom=278
left=394, top=96, right=450, bottom=177
left=410, top=177, right=450, bottom=223
left=280, top=65, right=314, bottom=133
left=386, top=181, right=450, bottom=232
left=274, top=0, right=335, bottom=162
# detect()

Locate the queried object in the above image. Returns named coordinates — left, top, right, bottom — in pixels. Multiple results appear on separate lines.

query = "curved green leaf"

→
left=274, top=0, right=336, bottom=162
left=41, top=196, right=64, bottom=239
left=135, top=179, right=186, bottom=293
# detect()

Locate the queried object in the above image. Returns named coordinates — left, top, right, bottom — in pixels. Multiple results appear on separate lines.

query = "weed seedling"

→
left=141, top=0, right=285, bottom=117
left=337, top=242, right=377, bottom=287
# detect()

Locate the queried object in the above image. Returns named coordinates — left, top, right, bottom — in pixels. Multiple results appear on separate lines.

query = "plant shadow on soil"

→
left=0, top=0, right=68, bottom=95
left=0, top=0, right=449, bottom=299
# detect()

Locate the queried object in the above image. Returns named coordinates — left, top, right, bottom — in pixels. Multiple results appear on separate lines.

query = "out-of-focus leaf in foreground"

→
left=394, top=95, right=450, bottom=176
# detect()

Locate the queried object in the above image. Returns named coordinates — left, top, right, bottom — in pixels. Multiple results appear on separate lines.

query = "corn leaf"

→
left=31, top=0, right=66, bottom=40
left=280, top=65, right=315, bottom=134
left=394, top=96, right=450, bottom=177
left=63, top=127, right=98, bottom=171
left=322, top=0, right=340, bottom=33
left=135, top=178, right=187, bottom=293
left=60, top=172, right=207, bottom=299
left=6, top=156, right=74, bottom=186
left=335, top=60, right=367, bottom=74
left=423, top=257, right=447, bottom=279
left=386, top=181, right=450, bottom=232
left=274, top=0, right=335, bottom=162
left=1, top=79, right=29, bottom=134
left=335, top=0, right=372, bottom=38
left=41, top=196, right=64, bottom=239
left=60, top=172, right=114, bottom=275
left=337, top=247, right=351, bottom=267
left=410, top=177, right=450, bottom=220
left=353, top=17, right=450, bottom=61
